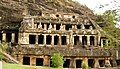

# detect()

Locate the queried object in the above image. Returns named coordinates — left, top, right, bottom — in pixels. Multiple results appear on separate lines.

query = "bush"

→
left=82, top=61, right=89, bottom=69
left=51, top=53, right=64, bottom=68
left=0, top=54, right=4, bottom=61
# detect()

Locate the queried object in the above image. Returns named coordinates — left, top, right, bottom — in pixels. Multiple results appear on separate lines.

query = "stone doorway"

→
left=36, top=58, right=43, bottom=66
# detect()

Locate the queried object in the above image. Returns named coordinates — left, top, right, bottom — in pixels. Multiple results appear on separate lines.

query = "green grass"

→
left=2, top=62, right=63, bottom=69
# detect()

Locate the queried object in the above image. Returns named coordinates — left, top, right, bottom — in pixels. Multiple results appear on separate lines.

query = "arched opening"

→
left=23, top=57, right=30, bottom=65
left=63, top=59, right=70, bottom=68
left=76, top=59, right=82, bottom=68
left=82, top=36, right=87, bottom=46
left=38, top=35, right=44, bottom=44
left=66, top=24, right=72, bottom=30
left=6, top=32, right=12, bottom=42
left=61, top=36, right=67, bottom=45
left=46, top=35, right=52, bottom=45
left=88, top=59, right=95, bottom=68
left=29, top=35, right=36, bottom=44
left=99, top=60, right=105, bottom=67
left=36, top=58, right=43, bottom=66
left=54, top=35, right=59, bottom=45
left=74, top=36, right=79, bottom=45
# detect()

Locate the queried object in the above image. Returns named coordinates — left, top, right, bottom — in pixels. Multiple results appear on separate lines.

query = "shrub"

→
left=51, top=53, right=64, bottom=68
left=82, top=61, right=89, bottom=69
left=0, top=54, right=4, bottom=61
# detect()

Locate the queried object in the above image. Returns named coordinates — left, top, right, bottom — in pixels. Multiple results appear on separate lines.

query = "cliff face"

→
left=0, top=0, right=95, bottom=23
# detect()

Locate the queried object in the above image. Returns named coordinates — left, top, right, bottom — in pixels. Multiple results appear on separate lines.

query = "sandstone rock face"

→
left=0, top=0, right=95, bottom=24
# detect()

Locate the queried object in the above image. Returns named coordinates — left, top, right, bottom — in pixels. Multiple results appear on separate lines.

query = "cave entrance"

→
left=76, top=59, right=82, bottom=68
left=38, top=35, right=44, bottom=44
left=77, top=25, right=81, bottom=29
left=63, top=59, right=70, bottom=68
left=116, top=60, right=120, bottom=66
left=99, top=60, right=105, bottom=67
left=0, top=33, right=2, bottom=42
left=36, top=58, right=43, bottom=66
left=56, top=24, right=60, bottom=30
left=61, top=36, right=67, bottom=45
left=6, top=32, right=12, bottom=42
left=23, top=57, right=30, bottom=65
left=90, top=36, right=94, bottom=46
left=54, top=35, right=59, bottom=45
left=82, top=36, right=87, bottom=46
left=88, top=59, right=94, bottom=68
left=66, top=24, right=72, bottom=30
left=29, top=35, right=36, bottom=44
left=74, top=36, right=79, bottom=45
left=46, top=35, right=52, bottom=45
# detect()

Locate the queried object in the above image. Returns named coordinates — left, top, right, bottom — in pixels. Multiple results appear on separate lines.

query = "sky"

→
left=74, top=0, right=120, bottom=14
left=74, top=0, right=120, bottom=27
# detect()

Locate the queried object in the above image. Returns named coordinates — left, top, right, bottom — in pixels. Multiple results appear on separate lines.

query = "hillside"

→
left=0, top=0, right=95, bottom=23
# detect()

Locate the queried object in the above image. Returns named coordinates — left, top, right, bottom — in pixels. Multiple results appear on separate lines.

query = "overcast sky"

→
left=74, top=0, right=120, bottom=14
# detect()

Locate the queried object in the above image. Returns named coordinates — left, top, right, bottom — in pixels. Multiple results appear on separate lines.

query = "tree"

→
left=51, top=53, right=64, bottom=68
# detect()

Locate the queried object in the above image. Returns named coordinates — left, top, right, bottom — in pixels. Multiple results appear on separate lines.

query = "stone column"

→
left=44, top=34, right=46, bottom=46
left=18, top=55, right=23, bottom=65
left=51, top=35, right=54, bottom=46
left=30, top=56, right=36, bottom=66
left=106, top=39, right=108, bottom=46
left=94, top=36, right=97, bottom=46
left=2, top=33, right=6, bottom=42
left=87, top=35, right=90, bottom=46
left=69, top=58, right=76, bottom=68
left=94, top=58, right=100, bottom=68
left=31, top=18, right=34, bottom=29
left=73, top=36, right=74, bottom=45
left=67, top=35, right=69, bottom=45
left=44, top=24, right=47, bottom=30
left=54, top=24, right=56, bottom=30
left=101, top=39, right=103, bottom=47
left=43, top=56, right=50, bottom=66
left=36, top=35, right=38, bottom=44
left=11, top=33, right=15, bottom=43
left=105, top=59, right=111, bottom=67
left=59, top=35, right=61, bottom=46
left=79, top=35, right=82, bottom=45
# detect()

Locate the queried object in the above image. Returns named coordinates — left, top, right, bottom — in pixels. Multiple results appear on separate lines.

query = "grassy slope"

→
left=2, top=62, right=62, bottom=69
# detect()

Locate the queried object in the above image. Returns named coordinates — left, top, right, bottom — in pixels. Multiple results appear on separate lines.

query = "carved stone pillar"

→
left=105, top=59, right=111, bottom=67
left=36, top=35, right=38, bottom=44
left=67, top=35, right=69, bottom=45
left=51, top=35, right=54, bottom=46
left=31, top=18, right=34, bottom=29
left=101, top=39, right=103, bottom=47
left=79, top=35, right=82, bottom=45
left=59, top=35, right=61, bottom=46
left=94, top=36, right=97, bottom=46
left=43, top=56, right=50, bottom=66
left=11, top=33, right=15, bottom=43
left=87, top=36, right=90, bottom=46
left=54, top=24, right=56, bottom=30
left=2, top=33, right=6, bottom=42
left=69, top=58, right=76, bottom=68
left=30, top=56, right=36, bottom=66
left=44, top=24, right=47, bottom=30
left=44, top=34, right=46, bottom=46
left=94, top=58, right=100, bottom=68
